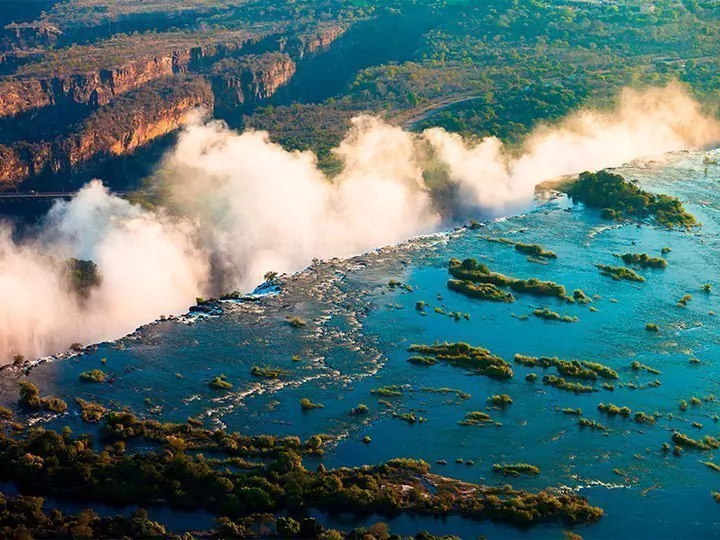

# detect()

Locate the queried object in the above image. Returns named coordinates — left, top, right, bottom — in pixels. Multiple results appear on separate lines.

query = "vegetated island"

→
left=408, top=341, right=513, bottom=379
left=484, top=237, right=558, bottom=259
left=618, top=253, right=667, bottom=269
left=448, top=258, right=570, bottom=301
left=563, top=170, right=697, bottom=228
left=0, top=391, right=604, bottom=538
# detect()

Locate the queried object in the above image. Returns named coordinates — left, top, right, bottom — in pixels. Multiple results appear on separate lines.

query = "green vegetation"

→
left=18, top=382, right=68, bottom=414
left=459, top=411, right=493, bottom=426
left=408, top=342, right=513, bottom=379
left=483, top=236, right=557, bottom=259
left=285, top=316, right=308, bottom=328
left=393, top=412, right=426, bottom=424
left=300, top=398, right=324, bottom=410
left=597, top=403, right=631, bottom=417
left=251, top=366, right=289, bottom=379
left=408, top=356, right=437, bottom=366
left=371, top=385, right=404, bottom=397
left=209, top=375, right=233, bottom=390
left=543, top=375, right=594, bottom=394
left=447, top=279, right=515, bottom=303
left=595, top=264, right=645, bottom=283
left=532, top=308, right=578, bottom=323
left=0, top=401, right=605, bottom=537
left=630, top=361, right=661, bottom=375
left=493, top=463, right=541, bottom=476
left=488, top=394, right=513, bottom=407
left=646, top=323, right=659, bottom=332
left=350, top=404, right=369, bottom=415
left=672, top=432, right=720, bottom=450
left=562, top=408, right=582, bottom=416
left=525, top=373, right=537, bottom=382
left=515, top=355, right=617, bottom=380
left=578, top=418, right=608, bottom=432
left=677, top=294, right=692, bottom=307
left=75, top=398, right=106, bottom=423
left=619, top=253, right=667, bottom=269
left=419, top=387, right=471, bottom=400
left=573, top=290, right=592, bottom=304
left=514, top=243, right=557, bottom=259
left=566, top=171, right=697, bottom=228
left=633, top=412, right=656, bottom=425
left=65, top=258, right=103, bottom=298
left=78, top=369, right=108, bottom=383
left=448, top=259, right=568, bottom=300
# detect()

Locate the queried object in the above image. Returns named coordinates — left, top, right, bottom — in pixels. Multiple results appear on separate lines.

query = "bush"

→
left=79, top=370, right=108, bottom=383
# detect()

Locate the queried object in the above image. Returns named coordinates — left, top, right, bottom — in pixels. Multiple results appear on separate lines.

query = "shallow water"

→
left=5, top=150, right=720, bottom=537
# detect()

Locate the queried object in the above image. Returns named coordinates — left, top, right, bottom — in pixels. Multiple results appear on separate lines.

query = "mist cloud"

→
left=1, top=83, right=718, bottom=363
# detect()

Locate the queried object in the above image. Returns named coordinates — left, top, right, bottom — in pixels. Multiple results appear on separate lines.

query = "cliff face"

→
left=0, top=22, right=349, bottom=190
left=281, top=25, right=347, bottom=60
left=211, top=52, right=296, bottom=116
left=0, top=76, right=213, bottom=187
left=0, top=38, right=255, bottom=118
left=0, top=22, right=62, bottom=50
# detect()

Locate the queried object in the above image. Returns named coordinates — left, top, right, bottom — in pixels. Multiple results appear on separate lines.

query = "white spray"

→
left=0, top=84, right=717, bottom=363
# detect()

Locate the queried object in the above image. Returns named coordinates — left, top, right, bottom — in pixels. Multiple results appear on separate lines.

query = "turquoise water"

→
left=4, top=151, right=720, bottom=537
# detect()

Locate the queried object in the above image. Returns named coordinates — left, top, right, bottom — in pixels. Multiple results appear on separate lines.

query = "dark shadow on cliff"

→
left=273, top=7, right=440, bottom=106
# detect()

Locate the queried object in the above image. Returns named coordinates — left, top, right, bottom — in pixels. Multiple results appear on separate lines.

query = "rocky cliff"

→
left=0, top=76, right=213, bottom=187
left=211, top=52, right=296, bottom=117
left=281, top=24, right=347, bottom=60
left=0, top=35, right=260, bottom=119
left=0, top=22, right=62, bottom=51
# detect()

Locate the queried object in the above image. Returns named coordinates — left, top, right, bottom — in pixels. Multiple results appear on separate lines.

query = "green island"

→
left=78, top=369, right=108, bottom=383
left=209, top=374, right=233, bottom=390
left=0, top=401, right=604, bottom=538
left=18, top=382, right=68, bottom=413
left=300, top=398, right=325, bottom=410
left=448, top=259, right=569, bottom=301
left=532, top=308, right=578, bottom=323
left=408, top=356, right=438, bottom=366
left=408, top=342, right=513, bottom=380
left=483, top=237, right=557, bottom=259
left=493, top=463, right=541, bottom=477
left=597, top=403, right=631, bottom=417
left=595, top=264, right=646, bottom=283
left=459, top=411, right=494, bottom=427
left=371, top=385, right=404, bottom=397
left=447, top=279, right=515, bottom=303
left=251, top=366, right=290, bottom=379
left=564, top=170, right=697, bottom=228
left=672, top=432, right=720, bottom=451
left=514, top=355, right=618, bottom=380
left=488, top=394, right=513, bottom=407
left=578, top=418, right=608, bottom=432
left=573, top=290, right=593, bottom=304
left=630, top=361, right=662, bottom=375
left=619, top=253, right=668, bottom=269
left=542, top=375, right=595, bottom=394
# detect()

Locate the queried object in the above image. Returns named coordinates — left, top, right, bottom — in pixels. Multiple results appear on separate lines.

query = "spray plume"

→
left=0, top=83, right=717, bottom=363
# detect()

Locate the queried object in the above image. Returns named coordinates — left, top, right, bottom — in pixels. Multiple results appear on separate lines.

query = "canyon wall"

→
left=0, top=23, right=347, bottom=190
left=0, top=76, right=213, bottom=186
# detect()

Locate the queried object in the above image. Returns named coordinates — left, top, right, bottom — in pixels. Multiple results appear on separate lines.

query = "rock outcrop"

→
left=211, top=52, right=296, bottom=116
left=0, top=76, right=213, bottom=187
left=281, top=25, right=347, bottom=60
left=0, top=34, right=260, bottom=119
left=0, top=22, right=62, bottom=51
